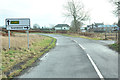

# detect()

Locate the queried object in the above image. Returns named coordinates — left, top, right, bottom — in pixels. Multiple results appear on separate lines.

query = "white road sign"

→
left=5, top=18, right=30, bottom=30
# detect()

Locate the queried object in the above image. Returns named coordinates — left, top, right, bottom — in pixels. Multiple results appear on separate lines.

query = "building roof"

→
left=94, top=23, right=104, bottom=26
left=98, top=25, right=118, bottom=27
left=55, top=24, right=70, bottom=27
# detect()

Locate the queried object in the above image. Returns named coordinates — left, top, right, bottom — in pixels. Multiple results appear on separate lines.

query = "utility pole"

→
left=118, top=1, right=120, bottom=52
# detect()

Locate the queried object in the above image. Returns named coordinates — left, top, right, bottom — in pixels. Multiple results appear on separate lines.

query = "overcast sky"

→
left=0, top=0, right=117, bottom=27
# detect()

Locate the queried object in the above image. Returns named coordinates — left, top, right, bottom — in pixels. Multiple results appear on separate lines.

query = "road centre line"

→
left=87, top=54, right=104, bottom=80
left=72, top=39, right=104, bottom=79
left=78, top=44, right=85, bottom=50
left=73, top=40, right=78, bottom=43
left=72, top=40, right=85, bottom=50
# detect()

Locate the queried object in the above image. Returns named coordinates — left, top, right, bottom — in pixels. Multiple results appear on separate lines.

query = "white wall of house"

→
left=62, top=27, right=70, bottom=30
left=55, top=27, right=62, bottom=30
left=55, top=26, right=70, bottom=30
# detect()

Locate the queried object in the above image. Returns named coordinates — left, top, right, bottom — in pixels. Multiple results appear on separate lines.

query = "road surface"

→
left=18, top=34, right=118, bottom=79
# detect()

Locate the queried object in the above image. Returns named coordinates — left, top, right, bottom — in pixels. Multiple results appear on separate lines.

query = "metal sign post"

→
left=5, top=18, right=30, bottom=49
left=27, top=30, right=29, bottom=49
left=8, top=30, right=10, bottom=49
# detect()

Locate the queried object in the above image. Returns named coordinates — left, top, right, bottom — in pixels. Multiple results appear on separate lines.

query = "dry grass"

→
left=66, top=32, right=118, bottom=40
left=2, top=34, right=45, bottom=49
left=0, top=32, right=2, bottom=79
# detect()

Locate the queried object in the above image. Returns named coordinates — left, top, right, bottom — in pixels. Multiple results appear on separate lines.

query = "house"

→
left=87, top=22, right=119, bottom=32
left=94, top=23, right=104, bottom=27
left=88, top=25, right=119, bottom=32
left=95, top=25, right=119, bottom=32
left=80, top=27, right=86, bottom=32
left=54, top=24, right=70, bottom=31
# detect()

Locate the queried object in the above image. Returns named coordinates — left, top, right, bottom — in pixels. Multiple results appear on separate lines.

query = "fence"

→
left=2, top=28, right=119, bottom=41
left=77, top=32, right=119, bottom=41
left=105, top=32, right=118, bottom=41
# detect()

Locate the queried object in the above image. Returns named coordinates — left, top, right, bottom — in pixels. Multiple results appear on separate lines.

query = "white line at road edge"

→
left=41, top=53, right=48, bottom=60
left=87, top=54, right=104, bottom=80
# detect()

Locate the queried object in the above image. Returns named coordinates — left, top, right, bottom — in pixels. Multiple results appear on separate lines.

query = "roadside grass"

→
left=1, top=34, right=56, bottom=78
left=108, top=43, right=118, bottom=52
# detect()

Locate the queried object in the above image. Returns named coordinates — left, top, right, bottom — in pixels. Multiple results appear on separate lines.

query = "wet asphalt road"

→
left=18, top=34, right=118, bottom=79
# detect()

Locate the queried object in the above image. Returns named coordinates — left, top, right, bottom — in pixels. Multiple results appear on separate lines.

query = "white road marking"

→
left=28, top=67, right=33, bottom=73
left=87, top=54, right=104, bottom=80
left=73, top=40, right=78, bottom=43
left=72, top=40, right=85, bottom=50
left=78, top=44, right=85, bottom=50
left=41, top=53, right=48, bottom=60
left=72, top=39, right=104, bottom=80
left=56, top=43, right=59, bottom=45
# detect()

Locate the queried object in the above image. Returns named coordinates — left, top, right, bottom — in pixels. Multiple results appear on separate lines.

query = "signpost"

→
left=5, top=18, right=30, bottom=49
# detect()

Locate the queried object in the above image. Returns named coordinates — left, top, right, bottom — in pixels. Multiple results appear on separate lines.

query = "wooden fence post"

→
left=105, top=32, right=107, bottom=40
left=116, top=32, right=118, bottom=41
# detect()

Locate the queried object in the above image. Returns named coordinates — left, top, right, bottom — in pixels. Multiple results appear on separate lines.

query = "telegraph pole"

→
left=118, top=1, right=120, bottom=53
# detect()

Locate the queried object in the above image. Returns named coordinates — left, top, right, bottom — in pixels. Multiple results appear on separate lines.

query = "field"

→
left=2, top=34, right=44, bottom=49
left=0, top=33, right=56, bottom=78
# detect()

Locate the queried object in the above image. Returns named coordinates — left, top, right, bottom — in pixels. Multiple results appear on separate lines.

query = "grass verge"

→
left=108, top=43, right=118, bottom=52
left=1, top=34, right=56, bottom=79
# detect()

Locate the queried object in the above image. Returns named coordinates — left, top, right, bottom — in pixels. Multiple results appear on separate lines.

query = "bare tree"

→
left=109, top=0, right=120, bottom=16
left=70, top=20, right=83, bottom=32
left=64, top=0, right=89, bottom=32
